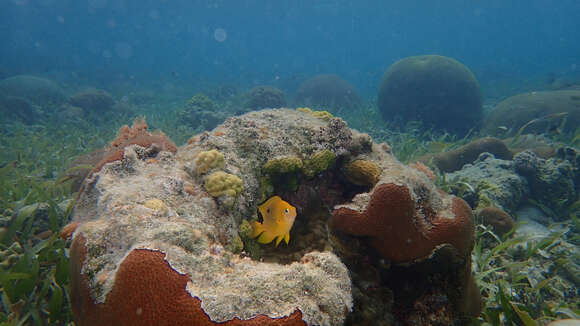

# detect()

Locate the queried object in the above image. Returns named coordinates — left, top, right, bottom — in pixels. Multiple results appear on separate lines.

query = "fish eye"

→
left=284, top=208, right=289, bottom=214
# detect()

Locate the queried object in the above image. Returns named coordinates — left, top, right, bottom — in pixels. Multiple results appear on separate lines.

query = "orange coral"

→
left=331, top=183, right=474, bottom=263
left=70, top=235, right=307, bottom=326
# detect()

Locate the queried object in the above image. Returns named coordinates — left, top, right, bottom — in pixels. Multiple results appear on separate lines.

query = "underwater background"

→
left=1, top=1, right=579, bottom=325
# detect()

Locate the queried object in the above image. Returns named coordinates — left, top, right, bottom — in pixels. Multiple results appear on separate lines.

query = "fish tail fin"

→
left=250, top=221, right=264, bottom=239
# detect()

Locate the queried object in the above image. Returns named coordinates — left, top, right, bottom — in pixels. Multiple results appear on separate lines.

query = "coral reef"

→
left=68, top=88, right=115, bottom=112
left=245, top=86, right=286, bottom=109
left=378, top=55, right=482, bottom=136
left=420, top=137, right=513, bottom=173
left=294, top=74, right=361, bottom=113
left=69, top=109, right=476, bottom=325
left=0, top=74, right=65, bottom=105
left=303, top=150, right=336, bottom=178
left=483, top=90, right=580, bottom=136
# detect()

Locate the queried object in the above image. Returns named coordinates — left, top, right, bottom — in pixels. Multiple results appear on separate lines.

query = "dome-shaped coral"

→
left=378, top=55, right=482, bottom=136
left=68, top=88, right=115, bottom=112
left=295, top=74, right=360, bottom=113
left=245, top=86, right=286, bottom=109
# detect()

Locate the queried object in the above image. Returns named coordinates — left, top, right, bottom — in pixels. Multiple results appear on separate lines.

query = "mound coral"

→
left=303, top=150, right=336, bottom=178
left=0, top=74, right=65, bottom=105
left=178, top=93, right=225, bottom=131
left=343, top=160, right=381, bottom=186
left=294, top=74, right=361, bottom=113
left=483, top=90, right=580, bottom=136
left=378, top=55, right=482, bottom=136
left=204, top=171, right=243, bottom=197
left=245, top=86, right=286, bottom=109
left=331, top=183, right=474, bottom=263
left=68, top=88, right=115, bottom=112
left=195, top=149, right=226, bottom=175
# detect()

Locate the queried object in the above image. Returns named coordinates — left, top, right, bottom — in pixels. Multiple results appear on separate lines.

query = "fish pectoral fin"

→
left=257, top=231, right=276, bottom=244
left=250, top=221, right=264, bottom=238
left=284, top=233, right=290, bottom=245
left=275, top=234, right=284, bottom=247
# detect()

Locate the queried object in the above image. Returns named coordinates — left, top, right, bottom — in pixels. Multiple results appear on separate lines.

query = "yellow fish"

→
left=250, top=196, right=297, bottom=246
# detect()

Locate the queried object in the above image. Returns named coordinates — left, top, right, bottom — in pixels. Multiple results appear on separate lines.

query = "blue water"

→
left=1, top=0, right=579, bottom=98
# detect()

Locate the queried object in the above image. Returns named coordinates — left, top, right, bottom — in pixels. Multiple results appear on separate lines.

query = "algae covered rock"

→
left=69, top=108, right=477, bottom=326
left=514, top=149, right=579, bottom=219
left=378, top=55, right=482, bottom=136
left=447, top=152, right=530, bottom=212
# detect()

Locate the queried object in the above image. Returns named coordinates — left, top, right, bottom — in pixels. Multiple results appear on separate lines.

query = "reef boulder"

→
left=378, top=55, right=482, bottom=136
left=69, top=108, right=477, bottom=325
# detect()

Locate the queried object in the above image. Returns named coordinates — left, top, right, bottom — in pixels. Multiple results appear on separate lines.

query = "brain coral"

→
left=331, top=182, right=474, bottom=263
left=378, top=55, right=482, bottom=136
